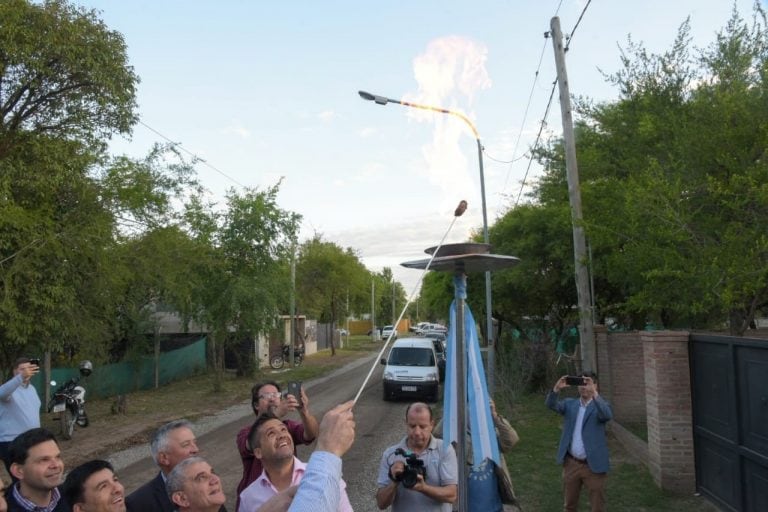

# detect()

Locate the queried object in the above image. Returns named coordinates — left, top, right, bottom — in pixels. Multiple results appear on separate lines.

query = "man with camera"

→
left=0, top=358, right=41, bottom=477
left=376, top=402, right=457, bottom=511
left=546, top=372, right=613, bottom=512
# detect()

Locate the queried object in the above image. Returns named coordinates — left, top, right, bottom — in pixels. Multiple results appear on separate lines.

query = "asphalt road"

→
left=115, top=354, right=417, bottom=512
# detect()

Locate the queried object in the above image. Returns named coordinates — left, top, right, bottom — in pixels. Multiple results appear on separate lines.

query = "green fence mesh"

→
left=30, top=337, right=207, bottom=402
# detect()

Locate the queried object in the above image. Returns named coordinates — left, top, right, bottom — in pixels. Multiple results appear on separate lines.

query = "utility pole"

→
left=290, top=242, right=296, bottom=366
left=550, top=16, right=595, bottom=372
left=371, top=280, right=376, bottom=341
left=392, top=278, right=396, bottom=327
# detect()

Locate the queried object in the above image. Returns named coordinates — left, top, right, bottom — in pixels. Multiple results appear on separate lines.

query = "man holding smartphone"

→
left=0, top=357, right=42, bottom=477
left=235, top=381, right=319, bottom=510
left=546, top=372, right=613, bottom=512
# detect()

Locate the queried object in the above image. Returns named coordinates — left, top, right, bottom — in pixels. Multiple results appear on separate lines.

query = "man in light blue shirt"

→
left=0, top=357, right=41, bottom=475
left=546, top=371, right=613, bottom=512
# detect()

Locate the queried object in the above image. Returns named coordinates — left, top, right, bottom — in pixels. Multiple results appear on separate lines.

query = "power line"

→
left=510, top=0, right=593, bottom=209
left=565, top=0, right=592, bottom=51
left=483, top=148, right=528, bottom=164
left=138, top=120, right=248, bottom=189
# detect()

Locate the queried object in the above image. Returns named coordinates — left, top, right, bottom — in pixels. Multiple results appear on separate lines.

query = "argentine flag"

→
left=441, top=275, right=501, bottom=468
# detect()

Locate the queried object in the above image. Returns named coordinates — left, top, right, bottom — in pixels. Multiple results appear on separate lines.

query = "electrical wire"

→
left=138, top=120, right=248, bottom=189
left=565, top=0, right=592, bottom=52
left=510, top=0, right=592, bottom=209
left=0, top=238, right=45, bottom=266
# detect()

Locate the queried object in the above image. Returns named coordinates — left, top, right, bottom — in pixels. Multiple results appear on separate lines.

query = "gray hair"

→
left=150, top=419, right=194, bottom=465
left=166, top=456, right=205, bottom=501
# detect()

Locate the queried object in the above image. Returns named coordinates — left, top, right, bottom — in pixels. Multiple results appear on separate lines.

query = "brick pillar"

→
left=594, top=325, right=611, bottom=399
left=642, top=330, right=695, bottom=493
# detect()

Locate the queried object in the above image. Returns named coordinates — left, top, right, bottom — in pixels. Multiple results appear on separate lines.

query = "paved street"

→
left=115, top=354, right=417, bottom=511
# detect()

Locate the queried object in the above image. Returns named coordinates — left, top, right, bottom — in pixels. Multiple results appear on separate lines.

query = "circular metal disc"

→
left=402, top=253, right=520, bottom=273
left=424, top=242, right=490, bottom=257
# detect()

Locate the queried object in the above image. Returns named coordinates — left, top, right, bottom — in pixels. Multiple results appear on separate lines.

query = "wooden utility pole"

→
left=550, top=16, right=595, bottom=371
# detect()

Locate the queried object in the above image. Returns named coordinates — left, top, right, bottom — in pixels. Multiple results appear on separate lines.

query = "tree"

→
left=184, top=184, right=300, bottom=380
left=0, top=0, right=138, bottom=157
left=296, top=236, right=370, bottom=355
left=525, top=4, right=768, bottom=334
left=0, top=0, right=141, bottom=369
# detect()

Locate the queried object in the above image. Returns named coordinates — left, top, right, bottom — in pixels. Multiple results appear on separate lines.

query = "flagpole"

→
left=454, top=271, right=468, bottom=512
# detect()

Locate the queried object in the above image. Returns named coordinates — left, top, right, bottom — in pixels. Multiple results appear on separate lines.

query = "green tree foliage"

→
left=511, top=3, right=768, bottom=335
left=184, top=184, right=300, bottom=376
left=296, top=236, right=370, bottom=355
left=0, top=0, right=138, bottom=156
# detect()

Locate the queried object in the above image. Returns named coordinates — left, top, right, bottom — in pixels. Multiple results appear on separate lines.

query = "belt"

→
left=567, top=453, right=587, bottom=463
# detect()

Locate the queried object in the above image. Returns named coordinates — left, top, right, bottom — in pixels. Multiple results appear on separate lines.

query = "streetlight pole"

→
left=358, top=90, right=496, bottom=393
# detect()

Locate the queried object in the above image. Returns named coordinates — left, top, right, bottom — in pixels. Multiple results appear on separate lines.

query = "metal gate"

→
left=690, top=334, right=768, bottom=511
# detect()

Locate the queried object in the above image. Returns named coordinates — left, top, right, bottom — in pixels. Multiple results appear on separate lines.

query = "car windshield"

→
left=388, top=347, right=435, bottom=367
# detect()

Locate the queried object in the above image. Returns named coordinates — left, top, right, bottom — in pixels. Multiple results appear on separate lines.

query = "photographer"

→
left=0, top=358, right=41, bottom=476
left=376, top=402, right=457, bottom=511
left=546, top=372, right=613, bottom=512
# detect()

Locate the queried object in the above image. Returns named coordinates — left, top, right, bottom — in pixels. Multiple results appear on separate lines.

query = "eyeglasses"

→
left=258, top=392, right=281, bottom=400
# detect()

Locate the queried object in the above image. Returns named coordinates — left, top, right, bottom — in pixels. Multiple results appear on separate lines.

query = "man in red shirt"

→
left=235, top=381, right=318, bottom=510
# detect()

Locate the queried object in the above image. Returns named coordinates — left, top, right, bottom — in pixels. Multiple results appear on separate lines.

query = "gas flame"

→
left=402, top=36, right=491, bottom=215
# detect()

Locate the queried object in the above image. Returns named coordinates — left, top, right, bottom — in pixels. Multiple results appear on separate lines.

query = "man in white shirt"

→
left=238, top=412, right=352, bottom=512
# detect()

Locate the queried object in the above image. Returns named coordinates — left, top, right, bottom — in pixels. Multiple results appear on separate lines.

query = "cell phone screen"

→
left=29, top=358, right=41, bottom=367
left=565, top=376, right=585, bottom=386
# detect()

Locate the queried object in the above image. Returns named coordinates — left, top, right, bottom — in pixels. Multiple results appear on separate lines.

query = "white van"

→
left=380, top=337, right=439, bottom=402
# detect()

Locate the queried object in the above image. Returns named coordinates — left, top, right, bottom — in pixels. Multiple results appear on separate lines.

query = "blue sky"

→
left=75, top=0, right=757, bottom=293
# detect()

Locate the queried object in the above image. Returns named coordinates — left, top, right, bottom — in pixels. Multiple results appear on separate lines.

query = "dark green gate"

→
left=690, top=334, right=768, bottom=511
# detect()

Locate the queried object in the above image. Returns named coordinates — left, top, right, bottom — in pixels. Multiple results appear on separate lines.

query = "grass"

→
left=500, top=393, right=715, bottom=511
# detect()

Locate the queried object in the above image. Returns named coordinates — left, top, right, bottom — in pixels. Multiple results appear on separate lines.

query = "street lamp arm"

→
left=357, top=90, right=479, bottom=139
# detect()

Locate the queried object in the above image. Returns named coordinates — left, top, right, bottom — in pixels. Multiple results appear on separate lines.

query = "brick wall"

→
left=642, top=330, right=695, bottom=493
left=595, top=326, right=646, bottom=423
left=596, top=328, right=695, bottom=494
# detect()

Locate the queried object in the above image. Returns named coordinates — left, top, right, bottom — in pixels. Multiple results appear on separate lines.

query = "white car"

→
left=382, top=325, right=397, bottom=340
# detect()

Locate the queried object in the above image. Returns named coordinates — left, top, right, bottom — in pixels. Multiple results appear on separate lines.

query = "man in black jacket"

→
left=126, top=418, right=227, bottom=512
left=4, top=428, right=68, bottom=512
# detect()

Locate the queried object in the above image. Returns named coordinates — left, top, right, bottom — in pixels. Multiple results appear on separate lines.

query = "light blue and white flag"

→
left=442, top=275, right=501, bottom=467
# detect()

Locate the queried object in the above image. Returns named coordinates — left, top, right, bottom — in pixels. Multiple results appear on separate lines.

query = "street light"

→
left=358, top=90, right=497, bottom=394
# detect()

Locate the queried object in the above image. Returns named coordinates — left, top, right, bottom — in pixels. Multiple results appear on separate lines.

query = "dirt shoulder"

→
left=3, top=343, right=379, bottom=479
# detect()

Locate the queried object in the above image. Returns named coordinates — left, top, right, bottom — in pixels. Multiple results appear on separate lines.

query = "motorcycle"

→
left=270, top=345, right=304, bottom=369
left=47, top=360, right=92, bottom=440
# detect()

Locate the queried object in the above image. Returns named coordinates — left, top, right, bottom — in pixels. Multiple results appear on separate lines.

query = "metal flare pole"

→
left=358, top=90, right=496, bottom=393
left=454, top=270, right=468, bottom=512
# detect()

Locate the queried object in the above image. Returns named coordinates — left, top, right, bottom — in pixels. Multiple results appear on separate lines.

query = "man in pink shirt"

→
left=235, top=381, right=318, bottom=509
left=238, top=413, right=352, bottom=512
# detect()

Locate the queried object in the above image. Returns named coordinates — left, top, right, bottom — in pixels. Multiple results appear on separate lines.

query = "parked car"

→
left=382, top=325, right=397, bottom=340
left=380, top=337, right=439, bottom=402
left=424, top=331, right=447, bottom=343
left=430, top=338, right=446, bottom=382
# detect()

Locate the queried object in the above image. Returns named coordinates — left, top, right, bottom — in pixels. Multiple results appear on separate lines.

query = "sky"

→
left=73, top=0, right=757, bottom=295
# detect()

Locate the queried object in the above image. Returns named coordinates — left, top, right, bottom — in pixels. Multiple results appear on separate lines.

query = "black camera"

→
left=394, top=448, right=426, bottom=488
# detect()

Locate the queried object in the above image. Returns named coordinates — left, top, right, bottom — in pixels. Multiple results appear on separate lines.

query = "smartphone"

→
left=565, top=375, right=586, bottom=386
left=287, top=381, right=303, bottom=408
left=29, top=358, right=41, bottom=367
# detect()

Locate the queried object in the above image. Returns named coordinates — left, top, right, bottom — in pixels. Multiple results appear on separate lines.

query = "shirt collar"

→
left=399, top=435, right=437, bottom=454
left=12, top=483, right=61, bottom=512
left=256, top=456, right=306, bottom=489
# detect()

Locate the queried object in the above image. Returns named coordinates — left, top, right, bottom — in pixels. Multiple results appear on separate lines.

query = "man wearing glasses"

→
left=235, top=381, right=318, bottom=510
